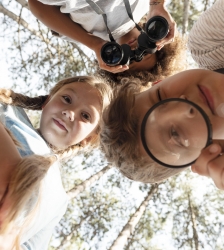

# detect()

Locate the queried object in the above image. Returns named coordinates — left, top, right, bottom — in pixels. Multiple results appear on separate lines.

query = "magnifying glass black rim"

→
left=140, top=98, right=213, bottom=169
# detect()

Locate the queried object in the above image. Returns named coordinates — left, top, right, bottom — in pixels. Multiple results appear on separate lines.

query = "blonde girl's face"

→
left=39, top=82, right=102, bottom=149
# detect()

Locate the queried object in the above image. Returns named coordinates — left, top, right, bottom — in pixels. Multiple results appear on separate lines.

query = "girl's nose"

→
left=62, top=110, right=75, bottom=121
left=179, top=95, right=195, bottom=118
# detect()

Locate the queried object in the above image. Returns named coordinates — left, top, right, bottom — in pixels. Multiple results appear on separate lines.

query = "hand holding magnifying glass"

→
left=140, top=98, right=224, bottom=190
left=191, top=142, right=224, bottom=190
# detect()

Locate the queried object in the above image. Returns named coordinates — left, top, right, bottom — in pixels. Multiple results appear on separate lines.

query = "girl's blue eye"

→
left=63, top=96, right=71, bottom=104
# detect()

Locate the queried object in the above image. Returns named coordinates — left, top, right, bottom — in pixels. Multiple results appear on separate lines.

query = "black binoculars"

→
left=101, top=16, right=169, bottom=66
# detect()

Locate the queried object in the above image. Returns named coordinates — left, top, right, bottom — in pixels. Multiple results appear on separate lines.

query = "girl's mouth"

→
left=53, top=118, right=67, bottom=131
left=198, top=85, right=215, bottom=114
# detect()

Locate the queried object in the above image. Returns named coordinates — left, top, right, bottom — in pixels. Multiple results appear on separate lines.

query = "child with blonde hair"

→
left=0, top=75, right=111, bottom=249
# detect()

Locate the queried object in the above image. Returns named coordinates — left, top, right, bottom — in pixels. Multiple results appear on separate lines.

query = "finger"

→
left=101, top=64, right=129, bottom=73
left=158, top=22, right=176, bottom=46
left=160, top=33, right=174, bottom=46
left=157, top=44, right=164, bottom=51
left=191, top=143, right=222, bottom=177
left=100, top=64, right=122, bottom=72
left=112, top=66, right=129, bottom=74
left=213, top=139, right=224, bottom=152
left=168, top=21, right=176, bottom=38
left=206, top=155, right=224, bottom=190
left=156, top=33, right=174, bottom=48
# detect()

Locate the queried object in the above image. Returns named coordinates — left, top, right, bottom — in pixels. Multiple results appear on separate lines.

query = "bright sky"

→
left=0, top=61, right=13, bottom=88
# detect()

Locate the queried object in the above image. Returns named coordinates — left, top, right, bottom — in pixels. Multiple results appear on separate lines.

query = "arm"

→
left=28, top=0, right=128, bottom=73
left=191, top=142, right=224, bottom=190
left=0, top=124, right=21, bottom=250
left=147, top=0, right=176, bottom=50
left=0, top=123, right=21, bottom=196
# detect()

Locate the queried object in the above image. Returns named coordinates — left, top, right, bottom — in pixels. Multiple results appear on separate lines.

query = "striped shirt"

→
left=188, top=0, right=224, bottom=70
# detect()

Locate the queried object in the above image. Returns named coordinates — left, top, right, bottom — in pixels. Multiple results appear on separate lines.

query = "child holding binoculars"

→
left=28, top=0, right=186, bottom=84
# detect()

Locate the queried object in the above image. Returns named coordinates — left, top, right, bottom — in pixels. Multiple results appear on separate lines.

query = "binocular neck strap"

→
left=123, top=0, right=142, bottom=31
left=85, top=0, right=115, bottom=42
left=85, top=0, right=142, bottom=42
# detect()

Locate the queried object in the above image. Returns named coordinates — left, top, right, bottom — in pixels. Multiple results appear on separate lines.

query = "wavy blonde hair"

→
left=100, top=78, right=186, bottom=183
left=0, top=124, right=56, bottom=250
left=0, top=76, right=112, bottom=159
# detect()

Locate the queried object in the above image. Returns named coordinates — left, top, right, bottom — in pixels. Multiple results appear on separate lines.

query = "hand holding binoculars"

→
left=101, top=16, right=169, bottom=66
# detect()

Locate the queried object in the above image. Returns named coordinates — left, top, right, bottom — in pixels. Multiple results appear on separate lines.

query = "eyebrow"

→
left=64, top=88, right=77, bottom=95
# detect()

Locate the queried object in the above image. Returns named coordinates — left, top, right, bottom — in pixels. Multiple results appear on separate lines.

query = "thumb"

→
left=212, top=139, right=224, bottom=153
left=191, top=143, right=222, bottom=177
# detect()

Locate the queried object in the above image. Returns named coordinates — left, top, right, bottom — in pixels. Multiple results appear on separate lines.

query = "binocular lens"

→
left=101, top=43, right=123, bottom=65
left=146, top=16, right=169, bottom=42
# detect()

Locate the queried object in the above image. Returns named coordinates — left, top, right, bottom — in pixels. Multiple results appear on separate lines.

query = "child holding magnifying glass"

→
left=101, top=0, right=224, bottom=189
left=100, top=69, right=224, bottom=189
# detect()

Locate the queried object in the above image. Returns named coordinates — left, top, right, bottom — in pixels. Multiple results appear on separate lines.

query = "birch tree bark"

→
left=182, top=0, right=191, bottom=34
left=0, top=3, right=42, bottom=38
left=67, top=165, right=112, bottom=200
left=109, top=184, right=158, bottom=250
left=0, top=2, right=92, bottom=61
left=188, top=193, right=199, bottom=250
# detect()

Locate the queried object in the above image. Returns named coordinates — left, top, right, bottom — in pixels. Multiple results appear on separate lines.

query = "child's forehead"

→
left=57, top=82, right=102, bottom=104
left=59, top=82, right=97, bottom=93
left=62, top=81, right=88, bottom=88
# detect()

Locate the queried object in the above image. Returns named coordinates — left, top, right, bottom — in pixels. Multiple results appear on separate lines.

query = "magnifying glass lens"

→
left=141, top=99, right=212, bottom=168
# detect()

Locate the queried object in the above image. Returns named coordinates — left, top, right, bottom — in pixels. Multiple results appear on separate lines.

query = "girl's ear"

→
left=42, top=96, right=50, bottom=109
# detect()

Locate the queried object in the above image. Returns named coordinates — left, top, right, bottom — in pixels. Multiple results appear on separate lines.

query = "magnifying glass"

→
left=141, top=98, right=213, bottom=168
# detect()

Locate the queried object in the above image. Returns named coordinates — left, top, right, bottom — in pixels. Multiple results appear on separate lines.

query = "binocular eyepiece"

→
left=101, top=16, right=169, bottom=66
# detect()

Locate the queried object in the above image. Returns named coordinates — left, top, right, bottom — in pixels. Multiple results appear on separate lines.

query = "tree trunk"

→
left=0, top=3, right=44, bottom=39
left=188, top=193, right=199, bottom=250
left=182, top=0, right=191, bottom=34
left=109, top=184, right=158, bottom=250
left=56, top=215, right=88, bottom=249
left=0, top=3, right=92, bottom=61
left=67, top=165, right=112, bottom=200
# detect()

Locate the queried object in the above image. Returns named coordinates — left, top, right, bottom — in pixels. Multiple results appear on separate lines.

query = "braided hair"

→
left=0, top=75, right=112, bottom=160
